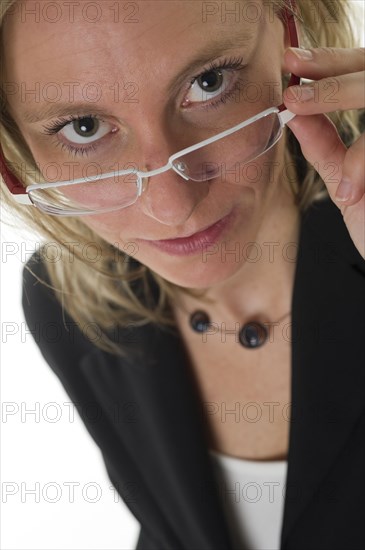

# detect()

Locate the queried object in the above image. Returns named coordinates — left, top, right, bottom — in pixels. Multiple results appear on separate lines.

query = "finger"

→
left=340, top=134, right=365, bottom=202
left=282, top=47, right=365, bottom=80
left=287, top=113, right=364, bottom=207
left=283, top=72, right=365, bottom=113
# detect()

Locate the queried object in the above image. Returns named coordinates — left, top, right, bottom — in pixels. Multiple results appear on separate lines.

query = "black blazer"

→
left=21, top=197, right=365, bottom=550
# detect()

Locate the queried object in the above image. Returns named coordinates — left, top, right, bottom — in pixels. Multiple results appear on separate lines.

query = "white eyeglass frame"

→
left=15, top=106, right=296, bottom=212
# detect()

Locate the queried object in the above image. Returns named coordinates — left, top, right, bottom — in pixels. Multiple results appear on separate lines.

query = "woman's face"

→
left=4, top=0, right=292, bottom=288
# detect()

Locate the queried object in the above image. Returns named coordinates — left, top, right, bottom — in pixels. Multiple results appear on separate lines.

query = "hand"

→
left=282, top=47, right=365, bottom=259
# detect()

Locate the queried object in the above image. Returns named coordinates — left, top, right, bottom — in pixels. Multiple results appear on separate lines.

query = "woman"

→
left=1, top=0, right=364, bottom=548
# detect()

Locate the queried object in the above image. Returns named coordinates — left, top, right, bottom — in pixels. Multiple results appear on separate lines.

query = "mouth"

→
left=137, top=209, right=236, bottom=256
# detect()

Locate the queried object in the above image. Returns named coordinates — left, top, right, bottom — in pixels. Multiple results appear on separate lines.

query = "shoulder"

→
left=21, top=249, right=172, bottom=370
left=300, top=197, right=365, bottom=273
left=21, top=248, right=93, bottom=369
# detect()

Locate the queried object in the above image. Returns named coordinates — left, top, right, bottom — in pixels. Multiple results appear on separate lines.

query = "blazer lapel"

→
left=280, top=198, right=365, bottom=546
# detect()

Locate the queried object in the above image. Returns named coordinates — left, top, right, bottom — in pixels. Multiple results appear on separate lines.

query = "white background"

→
left=1, top=221, right=140, bottom=550
left=1, top=3, right=364, bottom=549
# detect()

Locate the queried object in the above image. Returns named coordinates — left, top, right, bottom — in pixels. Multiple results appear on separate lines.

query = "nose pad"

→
left=140, top=166, right=210, bottom=226
left=171, top=160, right=190, bottom=180
left=172, top=156, right=222, bottom=183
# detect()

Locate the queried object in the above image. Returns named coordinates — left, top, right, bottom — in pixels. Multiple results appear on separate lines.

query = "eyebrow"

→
left=22, top=31, right=255, bottom=124
left=23, top=104, right=117, bottom=124
left=166, top=31, right=254, bottom=95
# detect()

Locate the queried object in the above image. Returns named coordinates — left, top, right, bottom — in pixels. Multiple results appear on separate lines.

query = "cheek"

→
left=209, top=115, right=287, bottom=198
left=218, top=147, right=285, bottom=202
left=180, top=110, right=284, bottom=186
left=245, top=136, right=287, bottom=195
left=80, top=216, right=143, bottom=263
left=80, top=203, right=148, bottom=257
left=81, top=213, right=132, bottom=243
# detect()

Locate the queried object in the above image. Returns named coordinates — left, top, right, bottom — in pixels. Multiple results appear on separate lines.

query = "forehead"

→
left=3, top=0, right=261, bottom=85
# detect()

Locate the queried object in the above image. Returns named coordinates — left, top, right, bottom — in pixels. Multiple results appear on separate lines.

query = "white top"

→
left=209, top=449, right=288, bottom=550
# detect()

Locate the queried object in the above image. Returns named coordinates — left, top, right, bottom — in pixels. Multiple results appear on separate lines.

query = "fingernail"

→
left=335, top=178, right=352, bottom=201
left=287, top=85, right=314, bottom=102
left=289, top=47, right=313, bottom=60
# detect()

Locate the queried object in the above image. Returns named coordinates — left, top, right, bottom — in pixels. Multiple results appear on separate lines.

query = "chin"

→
left=137, top=251, right=248, bottom=289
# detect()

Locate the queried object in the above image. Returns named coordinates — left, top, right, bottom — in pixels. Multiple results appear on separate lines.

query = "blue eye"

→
left=54, top=116, right=114, bottom=145
left=42, top=115, right=118, bottom=157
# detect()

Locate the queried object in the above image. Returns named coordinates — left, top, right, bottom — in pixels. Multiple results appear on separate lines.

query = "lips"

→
left=137, top=210, right=235, bottom=256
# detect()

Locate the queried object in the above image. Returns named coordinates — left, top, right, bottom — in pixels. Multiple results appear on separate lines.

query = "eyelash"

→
left=41, top=55, right=246, bottom=157
left=42, top=117, right=102, bottom=158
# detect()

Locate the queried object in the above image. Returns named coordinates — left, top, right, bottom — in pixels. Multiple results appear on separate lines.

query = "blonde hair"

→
left=1, top=0, right=363, bottom=356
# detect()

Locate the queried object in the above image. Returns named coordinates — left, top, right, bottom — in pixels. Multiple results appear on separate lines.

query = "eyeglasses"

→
left=0, top=1, right=300, bottom=217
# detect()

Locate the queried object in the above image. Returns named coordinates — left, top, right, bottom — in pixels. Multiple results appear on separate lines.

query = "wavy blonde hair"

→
left=1, top=0, right=363, bottom=356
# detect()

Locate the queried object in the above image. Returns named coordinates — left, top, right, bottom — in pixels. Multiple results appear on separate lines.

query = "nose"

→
left=139, top=133, right=210, bottom=226
left=140, top=168, right=209, bottom=226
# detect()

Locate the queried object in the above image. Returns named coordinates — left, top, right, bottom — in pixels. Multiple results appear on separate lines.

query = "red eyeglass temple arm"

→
left=0, top=142, right=28, bottom=197
left=0, top=0, right=300, bottom=199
